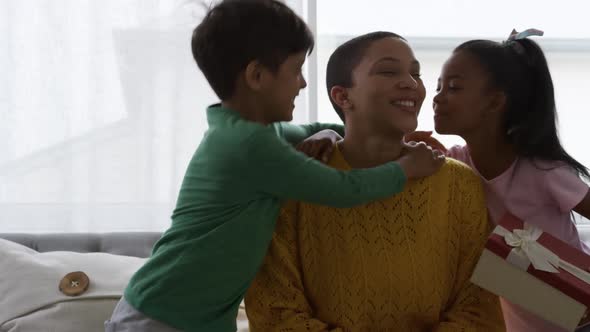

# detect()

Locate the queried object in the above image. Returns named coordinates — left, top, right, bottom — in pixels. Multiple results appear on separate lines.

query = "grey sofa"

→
left=2, top=231, right=590, bottom=331
left=0, top=232, right=162, bottom=257
left=0, top=232, right=251, bottom=332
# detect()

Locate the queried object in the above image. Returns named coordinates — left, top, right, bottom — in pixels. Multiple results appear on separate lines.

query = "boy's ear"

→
left=330, top=86, right=352, bottom=110
left=244, top=60, right=266, bottom=91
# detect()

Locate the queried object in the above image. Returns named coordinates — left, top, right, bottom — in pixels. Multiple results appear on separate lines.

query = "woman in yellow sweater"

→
left=244, top=32, right=505, bottom=332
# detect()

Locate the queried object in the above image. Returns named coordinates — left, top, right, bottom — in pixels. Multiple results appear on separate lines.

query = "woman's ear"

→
left=330, top=86, right=352, bottom=110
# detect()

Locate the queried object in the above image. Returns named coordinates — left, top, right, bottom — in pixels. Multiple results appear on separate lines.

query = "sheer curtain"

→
left=4, top=1, right=589, bottom=233
left=0, top=0, right=310, bottom=232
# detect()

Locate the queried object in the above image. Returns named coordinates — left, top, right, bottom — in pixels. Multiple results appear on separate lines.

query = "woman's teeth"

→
left=392, top=100, right=415, bottom=107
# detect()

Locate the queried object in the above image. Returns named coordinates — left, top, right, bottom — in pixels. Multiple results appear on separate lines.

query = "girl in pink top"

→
left=410, top=30, right=590, bottom=331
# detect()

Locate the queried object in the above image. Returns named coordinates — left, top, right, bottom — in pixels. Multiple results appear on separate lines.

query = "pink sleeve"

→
left=446, top=145, right=470, bottom=164
left=545, top=165, right=589, bottom=213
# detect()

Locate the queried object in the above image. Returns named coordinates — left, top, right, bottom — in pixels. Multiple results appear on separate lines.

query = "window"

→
left=2, top=0, right=589, bottom=231
left=0, top=0, right=309, bottom=232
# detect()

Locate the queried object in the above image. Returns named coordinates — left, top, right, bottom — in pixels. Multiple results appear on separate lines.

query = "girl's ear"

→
left=488, top=90, right=507, bottom=114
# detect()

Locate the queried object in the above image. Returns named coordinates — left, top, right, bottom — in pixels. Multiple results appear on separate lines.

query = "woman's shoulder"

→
left=411, top=158, right=483, bottom=196
left=438, top=158, right=480, bottom=182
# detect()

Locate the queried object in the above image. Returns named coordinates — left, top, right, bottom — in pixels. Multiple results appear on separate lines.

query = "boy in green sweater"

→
left=105, top=1, right=444, bottom=331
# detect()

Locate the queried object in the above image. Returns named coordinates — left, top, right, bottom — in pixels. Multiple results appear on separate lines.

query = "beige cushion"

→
left=0, top=238, right=251, bottom=331
left=0, top=239, right=145, bottom=332
left=2, top=299, right=118, bottom=332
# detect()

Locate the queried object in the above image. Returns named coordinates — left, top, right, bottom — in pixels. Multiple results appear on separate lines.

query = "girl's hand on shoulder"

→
left=404, top=130, right=447, bottom=153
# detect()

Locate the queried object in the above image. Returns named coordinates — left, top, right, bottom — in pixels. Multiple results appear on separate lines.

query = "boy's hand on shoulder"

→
left=296, top=129, right=342, bottom=163
left=398, top=141, right=445, bottom=179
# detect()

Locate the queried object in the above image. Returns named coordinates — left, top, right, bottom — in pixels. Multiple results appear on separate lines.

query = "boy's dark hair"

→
left=191, top=0, right=314, bottom=100
left=326, top=31, right=406, bottom=123
left=455, top=38, right=589, bottom=179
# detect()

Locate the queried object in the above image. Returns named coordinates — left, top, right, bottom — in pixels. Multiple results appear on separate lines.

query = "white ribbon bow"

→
left=494, top=224, right=590, bottom=285
left=507, top=28, right=544, bottom=41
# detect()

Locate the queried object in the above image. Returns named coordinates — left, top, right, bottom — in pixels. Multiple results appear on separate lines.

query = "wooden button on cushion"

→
left=59, top=271, right=90, bottom=296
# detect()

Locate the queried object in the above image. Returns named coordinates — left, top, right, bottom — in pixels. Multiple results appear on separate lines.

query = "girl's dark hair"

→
left=455, top=38, right=589, bottom=179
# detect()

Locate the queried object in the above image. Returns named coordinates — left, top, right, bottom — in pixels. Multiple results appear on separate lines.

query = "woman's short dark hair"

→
left=326, top=31, right=405, bottom=122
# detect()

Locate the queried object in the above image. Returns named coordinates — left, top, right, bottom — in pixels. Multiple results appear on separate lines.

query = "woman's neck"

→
left=338, top=126, right=405, bottom=169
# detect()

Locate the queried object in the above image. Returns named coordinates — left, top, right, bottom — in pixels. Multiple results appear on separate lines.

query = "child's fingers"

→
left=295, top=141, right=306, bottom=151
left=319, top=144, right=334, bottom=163
left=433, top=149, right=445, bottom=159
left=296, top=142, right=314, bottom=157
left=298, top=141, right=312, bottom=152
left=310, top=142, right=324, bottom=159
left=404, top=130, right=432, bottom=142
left=417, top=130, right=433, bottom=138
left=426, top=139, right=447, bottom=152
left=298, top=142, right=316, bottom=158
left=299, top=139, right=335, bottom=161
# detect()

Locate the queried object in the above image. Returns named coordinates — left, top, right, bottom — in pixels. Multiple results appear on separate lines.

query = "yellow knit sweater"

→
left=245, top=147, right=505, bottom=332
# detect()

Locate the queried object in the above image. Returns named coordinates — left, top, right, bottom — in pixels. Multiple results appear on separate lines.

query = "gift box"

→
left=470, top=213, right=590, bottom=331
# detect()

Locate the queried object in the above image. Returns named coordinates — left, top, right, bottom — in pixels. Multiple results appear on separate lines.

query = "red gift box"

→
left=471, top=213, right=590, bottom=331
